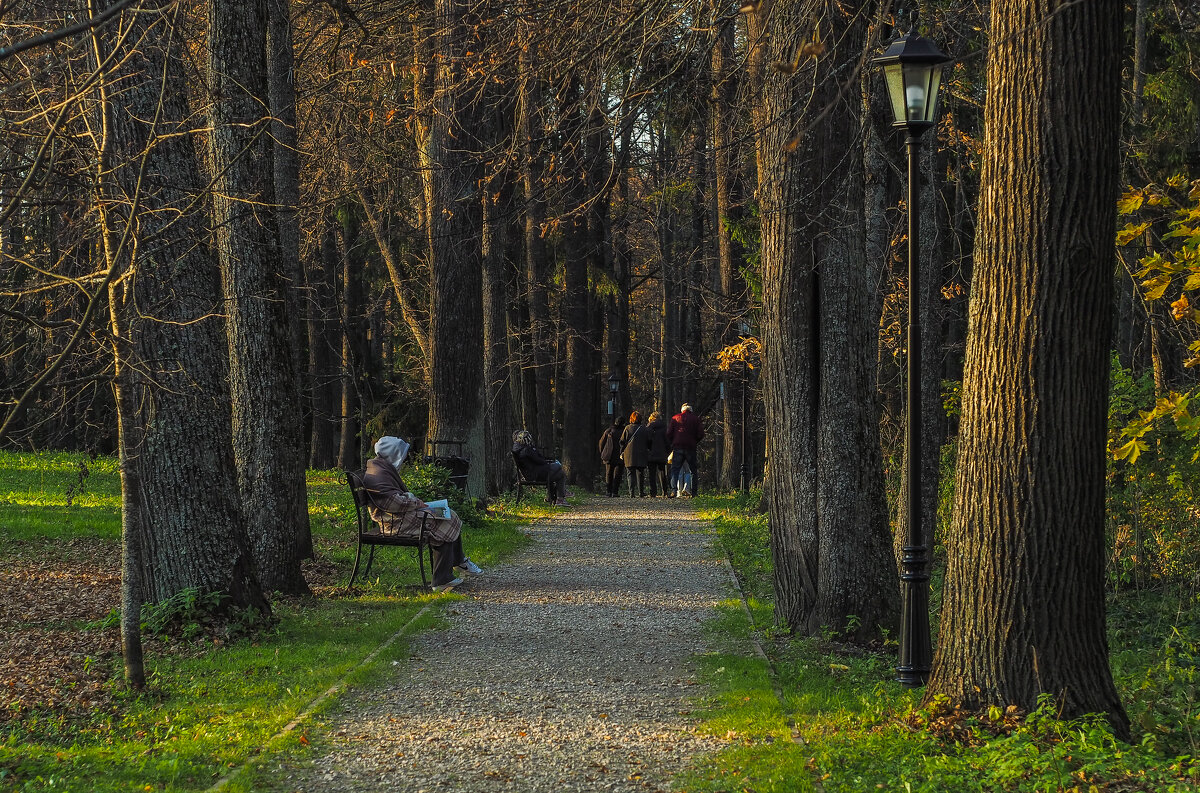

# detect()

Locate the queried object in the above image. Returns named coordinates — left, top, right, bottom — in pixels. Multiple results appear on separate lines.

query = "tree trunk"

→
left=267, top=0, right=311, bottom=560
left=754, top=0, right=895, bottom=640
left=483, top=182, right=518, bottom=496
left=426, top=0, right=486, bottom=495
left=926, top=0, right=1129, bottom=738
left=308, top=212, right=341, bottom=470
left=560, top=75, right=593, bottom=487
left=518, top=18, right=555, bottom=452
left=209, top=0, right=310, bottom=595
left=93, top=0, right=267, bottom=617
left=713, top=10, right=748, bottom=490
left=338, top=209, right=368, bottom=469
left=751, top=0, right=820, bottom=630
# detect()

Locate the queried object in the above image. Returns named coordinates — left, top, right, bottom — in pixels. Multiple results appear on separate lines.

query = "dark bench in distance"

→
left=345, top=469, right=435, bottom=590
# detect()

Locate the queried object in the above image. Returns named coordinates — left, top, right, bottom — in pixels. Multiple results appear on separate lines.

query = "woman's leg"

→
left=430, top=538, right=466, bottom=586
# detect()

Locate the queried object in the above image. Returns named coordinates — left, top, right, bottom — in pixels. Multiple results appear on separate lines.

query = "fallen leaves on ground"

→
left=0, top=540, right=121, bottom=723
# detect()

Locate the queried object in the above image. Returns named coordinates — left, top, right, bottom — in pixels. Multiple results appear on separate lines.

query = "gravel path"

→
left=283, top=495, right=730, bottom=793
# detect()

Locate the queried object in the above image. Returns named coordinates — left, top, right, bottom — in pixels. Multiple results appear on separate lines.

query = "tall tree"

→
left=518, top=14, right=555, bottom=450
left=925, top=0, right=1129, bottom=737
left=209, top=0, right=309, bottom=593
left=425, top=0, right=486, bottom=493
left=91, top=1, right=269, bottom=680
left=753, top=0, right=895, bottom=640
left=712, top=6, right=748, bottom=490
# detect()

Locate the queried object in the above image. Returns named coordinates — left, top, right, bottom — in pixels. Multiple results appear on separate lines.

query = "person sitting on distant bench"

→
left=362, top=436, right=482, bottom=591
left=512, top=429, right=571, bottom=506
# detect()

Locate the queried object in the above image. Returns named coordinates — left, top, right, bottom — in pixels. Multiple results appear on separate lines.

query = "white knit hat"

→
left=374, top=436, right=411, bottom=469
left=681, top=403, right=692, bottom=412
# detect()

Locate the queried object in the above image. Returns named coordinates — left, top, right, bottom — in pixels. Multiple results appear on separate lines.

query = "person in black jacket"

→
left=512, top=429, right=571, bottom=506
left=645, top=411, right=670, bottom=497
left=598, top=417, right=626, bottom=497
left=620, top=411, right=651, bottom=497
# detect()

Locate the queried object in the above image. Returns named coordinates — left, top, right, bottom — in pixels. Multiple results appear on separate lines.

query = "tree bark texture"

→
left=426, top=0, right=486, bottom=495
left=753, top=0, right=896, bottom=640
left=926, top=0, right=1129, bottom=737
left=560, top=76, right=594, bottom=488
left=518, top=19, right=555, bottom=452
left=337, top=209, right=368, bottom=469
left=712, top=9, right=748, bottom=490
left=308, top=213, right=341, bottom=469
left=95, top=1, right=267, bottom=614
left=209, top=0, right=310, bottom=594
left=483, top=183, right=518, bottom=495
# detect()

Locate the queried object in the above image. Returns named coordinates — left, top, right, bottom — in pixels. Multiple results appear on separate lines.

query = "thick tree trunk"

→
left=209, top=0, right=310, bottom=594
left=926, top=0, right=1129, bottom=738
left=752, top=0, right=819, bottom=630
left=94, top=1, right=267, bottom=617
left=426, top=0, right=486, bottom=495
left=754, top=0, right=895, bottom=640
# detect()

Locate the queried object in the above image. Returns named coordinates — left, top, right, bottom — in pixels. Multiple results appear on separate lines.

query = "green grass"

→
left=682, top=491, right=1200, bottom=793
left=0, top=450, right=546, bottom=793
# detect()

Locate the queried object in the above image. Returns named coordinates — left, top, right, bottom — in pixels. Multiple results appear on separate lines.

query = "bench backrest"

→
left=345, top=469, right=372, bottom=536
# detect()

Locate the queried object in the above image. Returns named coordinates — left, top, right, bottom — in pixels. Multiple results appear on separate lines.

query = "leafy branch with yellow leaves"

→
left=1113, top=175, right=1200, bottom=463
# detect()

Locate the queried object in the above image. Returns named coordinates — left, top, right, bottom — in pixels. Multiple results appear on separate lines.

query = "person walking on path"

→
left=362, top=436, right=483, bottom=590
left=620, top=411, right=651, bottom=497
left=512, top=429, right=571, bottom=506
left=667, top=403, right=704, bottom=497
left=598, top=417, right=626, bottom=497
left=646, top=411, right=670, bottom=497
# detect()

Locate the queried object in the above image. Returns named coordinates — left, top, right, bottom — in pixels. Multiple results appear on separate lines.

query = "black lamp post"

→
left=873, top=31, right=952, bottom=688
left=738, top=319, right=752, bottom=493
left=607, top=372, right=620, bottom=417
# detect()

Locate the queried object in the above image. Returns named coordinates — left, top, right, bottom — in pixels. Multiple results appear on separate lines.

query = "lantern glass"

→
left=926, top=64, right=944, bottom=121
left=905, top=63, right=933, bottom=121
left=883, top=63, right=906, bottom=125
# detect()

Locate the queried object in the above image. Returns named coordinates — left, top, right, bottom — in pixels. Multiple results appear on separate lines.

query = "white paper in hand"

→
left=424, top=499, right=451, bottom=519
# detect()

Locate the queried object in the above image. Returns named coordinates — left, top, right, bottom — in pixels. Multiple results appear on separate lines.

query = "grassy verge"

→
left=0, top=451, right=549, bottom=793
left=681, top=491, right=1200, bottom=793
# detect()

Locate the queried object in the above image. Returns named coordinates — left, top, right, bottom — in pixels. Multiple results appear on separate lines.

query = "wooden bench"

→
left=345, top=469, right=435, bottom=590
left=512, top=451, right=557, bottom=505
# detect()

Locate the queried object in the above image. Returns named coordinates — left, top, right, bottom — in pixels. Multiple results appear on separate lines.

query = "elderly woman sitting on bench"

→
left=512, top=429, right=571, bottom=506
left=362, top=436, right=482, bottom=591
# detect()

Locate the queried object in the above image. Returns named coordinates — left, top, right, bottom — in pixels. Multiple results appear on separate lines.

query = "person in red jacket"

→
left=666, top=403, right=704, bottom=496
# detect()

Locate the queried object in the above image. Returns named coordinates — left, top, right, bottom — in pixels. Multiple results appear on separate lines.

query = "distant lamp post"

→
left=607, top=372, right=620, bottom=417
left=738, top=319, right=752, bottom=493
left=874, top=30, right=952, bottom=688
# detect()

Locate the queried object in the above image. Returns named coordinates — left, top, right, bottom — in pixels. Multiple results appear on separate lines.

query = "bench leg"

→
left=350, top=540, right=364, bottom=588
left=363, top=544, right=377, bottom=578
left=417, top=543, right=429, bottom=589
left=515, top=482, right=523, bottom=504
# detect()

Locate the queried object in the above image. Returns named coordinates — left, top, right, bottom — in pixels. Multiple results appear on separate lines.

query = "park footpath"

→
left=277, top=495, right=732, bottom=792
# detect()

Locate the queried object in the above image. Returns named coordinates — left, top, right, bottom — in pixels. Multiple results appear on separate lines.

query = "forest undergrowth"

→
left=0, top=452, right=539, bottom=792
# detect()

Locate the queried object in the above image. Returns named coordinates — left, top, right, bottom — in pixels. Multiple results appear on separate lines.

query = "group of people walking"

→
left=599, top=403, right=704, bottom=498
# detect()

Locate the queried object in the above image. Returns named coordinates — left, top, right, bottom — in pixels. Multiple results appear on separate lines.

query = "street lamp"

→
left=607, top=372, right=620, bottom=417
left=738, top=319, right=752, bottom=493
left=873, top=30, right=952, bottom=688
